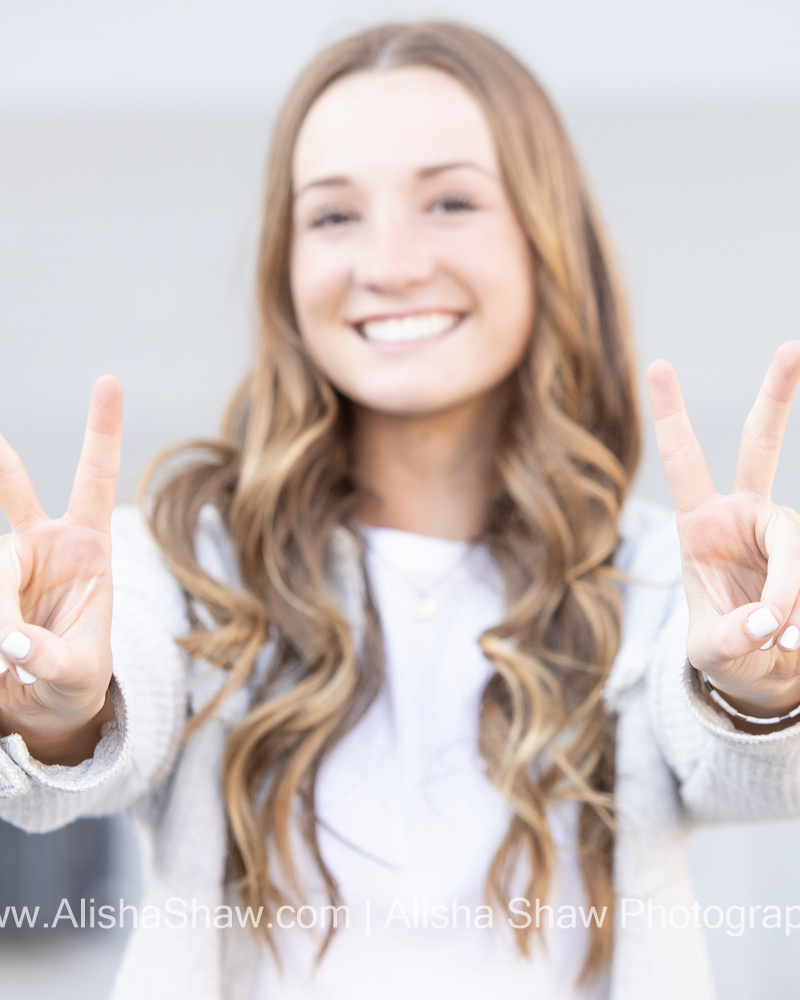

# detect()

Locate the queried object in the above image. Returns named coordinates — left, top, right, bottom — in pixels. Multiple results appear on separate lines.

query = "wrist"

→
left=705, top=672, right=800, bottom=719
left=0, top=687, right=115, bottom=765
left=696, top=669, right=800, bottom=733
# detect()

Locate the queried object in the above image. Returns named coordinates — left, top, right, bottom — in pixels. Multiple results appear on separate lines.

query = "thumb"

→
left=688, top=602, right=781, bottom=675
left=0, top=624, right=71, bottom=686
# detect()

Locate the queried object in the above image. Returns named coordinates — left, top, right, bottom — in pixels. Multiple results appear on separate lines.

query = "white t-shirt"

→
left=253, top=526, right=610, bottom=999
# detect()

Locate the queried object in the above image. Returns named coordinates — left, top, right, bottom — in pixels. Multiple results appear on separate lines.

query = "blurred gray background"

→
left=1, top=1, right=800, bottom=997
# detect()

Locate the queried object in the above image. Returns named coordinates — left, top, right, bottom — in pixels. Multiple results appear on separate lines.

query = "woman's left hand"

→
left=646, top=340, right=800, bottom=722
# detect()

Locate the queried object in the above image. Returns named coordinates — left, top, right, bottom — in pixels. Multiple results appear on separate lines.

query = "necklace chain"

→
left=365, top=538, right=476, bottom=621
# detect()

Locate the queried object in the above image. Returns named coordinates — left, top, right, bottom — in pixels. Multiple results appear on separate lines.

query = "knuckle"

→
left=0, top=458, right=23, bottom=489
left=777, top=504, right=800, bottom=527
left=741, top=424, right=782, bottom=454
left=660, top=441, right=700, bottom=465
left=81, top=460, right=118, bottom=483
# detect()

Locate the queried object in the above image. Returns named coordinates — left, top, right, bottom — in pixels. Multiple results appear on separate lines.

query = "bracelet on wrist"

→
left=699, top=671, right=800, bottom=726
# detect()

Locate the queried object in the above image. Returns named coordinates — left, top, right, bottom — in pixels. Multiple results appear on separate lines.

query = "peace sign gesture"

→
left=0, top=376, right=123, bottom=763
left=647, top=341, right=800, bottom=722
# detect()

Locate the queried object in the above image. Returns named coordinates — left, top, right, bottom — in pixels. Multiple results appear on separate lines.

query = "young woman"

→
left=1, top=21, right=800, bottom=1000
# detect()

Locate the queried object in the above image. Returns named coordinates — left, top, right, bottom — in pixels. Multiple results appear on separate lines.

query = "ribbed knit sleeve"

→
left=0, top=506, right=191, bottom=831
left=612, top=497, right=800, bottom=825
left=649, top=596, right=800, bottom=823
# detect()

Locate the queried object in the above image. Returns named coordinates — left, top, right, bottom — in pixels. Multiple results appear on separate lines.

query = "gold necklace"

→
left=365, top=539, right=476, bottom=621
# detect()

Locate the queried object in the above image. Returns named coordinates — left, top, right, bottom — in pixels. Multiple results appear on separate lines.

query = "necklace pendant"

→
left=415, top=596, right=437, bottom=620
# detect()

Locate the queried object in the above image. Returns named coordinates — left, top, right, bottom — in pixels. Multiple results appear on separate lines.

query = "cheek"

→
left=289, top=244, right=352, bottom=389
left=456, top=212, right=533, bottom=293
left=495, top=227, right=536, bottom=340
left=290, top=240, right=350, bottom=332
left=466, top=235, right=535, bottom=337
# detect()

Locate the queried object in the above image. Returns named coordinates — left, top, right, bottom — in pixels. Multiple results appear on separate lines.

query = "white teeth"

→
left=359, top=312, right=460, bottom=343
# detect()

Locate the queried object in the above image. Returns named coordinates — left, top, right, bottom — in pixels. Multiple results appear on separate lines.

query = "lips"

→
left=354, top=311, right=463, bottom=343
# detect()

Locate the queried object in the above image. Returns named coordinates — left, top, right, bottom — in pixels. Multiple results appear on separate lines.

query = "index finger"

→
left=0, top=434, right=46, bottom=531
left=66, top=375, right=124, bottom=530
left=732, top=340, right=800, bottom=497
left=645, top=359, right=715, bottom=514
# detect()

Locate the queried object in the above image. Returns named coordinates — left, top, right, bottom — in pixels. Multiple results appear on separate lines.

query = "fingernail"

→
left=760, top=636, right=776, bottom=651
left=778, top=625, right=800, bottom=652
left=747, top=609, right=780, bottom=638
left=14, top=665, right=37, bottom=685
left=1, top=631, right=31, bottom=661
left=0, top=660, right=7, bottom=675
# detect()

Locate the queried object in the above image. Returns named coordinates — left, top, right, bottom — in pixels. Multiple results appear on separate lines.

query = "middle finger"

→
left=733, top=340, right=800, bottom=497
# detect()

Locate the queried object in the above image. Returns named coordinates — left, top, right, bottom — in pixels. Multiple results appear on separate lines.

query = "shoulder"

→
left=605, top=495, right=686, bottom=707
left=110, top=503, right=239, bottom=590
left=110, top=505, right=166, bottom=585
left=109, top=506, right=187, bottom=641
left=615, top=494, right=681, bottom=584
left=108, top=505, right=249, bottom=721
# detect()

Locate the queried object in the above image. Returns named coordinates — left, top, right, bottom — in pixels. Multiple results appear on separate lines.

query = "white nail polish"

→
left=778, top=625, right=800, bottom=651
left=760, top=636, right=776, bottom=651
left=14, top=665, right=37, bottom=685
left=1, top=631, right=31, bottom=661
left=0, top=660, right=7, bottom=675
left=747, top=608, right=780, bottom=638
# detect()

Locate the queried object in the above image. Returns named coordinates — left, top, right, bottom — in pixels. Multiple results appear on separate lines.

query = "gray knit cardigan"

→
left=1, top=497, right=800, bottom=1000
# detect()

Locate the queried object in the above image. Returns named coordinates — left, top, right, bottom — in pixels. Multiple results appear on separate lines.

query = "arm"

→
left=638, top=343, right=800, bottom=820
left=0, top=505, right=193, bottom=830
left=647, top=590, right=800, bottom=824
left=646, top=341, right=800, bottom=725
left=0, top=376, right=122, bottom=760
left=0, top=378, right=192, bottom=831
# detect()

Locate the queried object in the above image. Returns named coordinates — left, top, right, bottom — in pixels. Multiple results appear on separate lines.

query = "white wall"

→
left=3, top=0, right=800, bottom=113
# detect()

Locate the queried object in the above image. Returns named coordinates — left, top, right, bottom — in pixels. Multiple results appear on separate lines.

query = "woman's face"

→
left=290, top=66, right=535, bottom=420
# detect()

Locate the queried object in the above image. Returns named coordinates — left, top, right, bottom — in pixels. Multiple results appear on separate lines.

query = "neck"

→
left=351, top=393, right=508, bottom=540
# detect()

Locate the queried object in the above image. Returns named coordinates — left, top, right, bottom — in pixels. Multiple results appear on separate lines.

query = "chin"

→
left=353, top=393, right=481, bottom=420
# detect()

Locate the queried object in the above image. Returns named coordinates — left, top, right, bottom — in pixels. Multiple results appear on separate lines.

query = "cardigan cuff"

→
left=0, top=674, right=130, bottom=798
left=683, top=660, right=800, bottom=748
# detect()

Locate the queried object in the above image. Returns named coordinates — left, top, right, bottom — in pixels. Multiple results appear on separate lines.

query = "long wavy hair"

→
left=141, top=21, right=641, bottom=982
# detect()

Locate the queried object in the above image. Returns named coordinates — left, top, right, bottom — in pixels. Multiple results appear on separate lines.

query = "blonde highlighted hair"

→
left=142, top=21, right=641, bottom=982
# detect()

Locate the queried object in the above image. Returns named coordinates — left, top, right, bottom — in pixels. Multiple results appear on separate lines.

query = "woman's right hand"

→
left=0, top=375, right=123, bottom=764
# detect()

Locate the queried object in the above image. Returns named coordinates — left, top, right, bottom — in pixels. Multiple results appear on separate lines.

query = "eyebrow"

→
left=293, top=161, right=496, bottom=200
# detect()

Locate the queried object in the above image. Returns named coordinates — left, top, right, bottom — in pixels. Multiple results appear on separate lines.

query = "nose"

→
left=352, top=208, right=434, bottom=293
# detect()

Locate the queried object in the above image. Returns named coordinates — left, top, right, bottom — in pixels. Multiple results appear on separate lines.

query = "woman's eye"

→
left=310, top=209, right=358, bottom=229
left=431, top=194, right=477, bottom=214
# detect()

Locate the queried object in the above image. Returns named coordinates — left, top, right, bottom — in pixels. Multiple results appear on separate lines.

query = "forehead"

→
left=292, top=66, right=499, bottom=186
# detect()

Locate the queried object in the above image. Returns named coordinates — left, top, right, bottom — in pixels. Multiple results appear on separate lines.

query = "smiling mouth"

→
left=355, top=311, right=463, bottom=343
